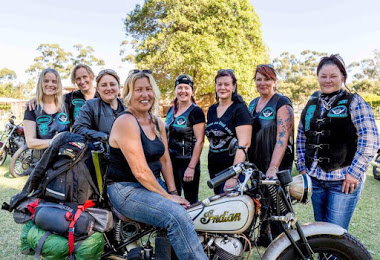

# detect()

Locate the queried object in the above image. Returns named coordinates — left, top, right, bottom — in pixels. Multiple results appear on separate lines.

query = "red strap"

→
left=68, top=200, right=94, bottom=256
left=27, top=199, right=40, bottom=219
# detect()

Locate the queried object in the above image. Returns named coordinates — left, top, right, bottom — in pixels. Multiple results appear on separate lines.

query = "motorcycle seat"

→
left=111, top=206, right=134, bottom=222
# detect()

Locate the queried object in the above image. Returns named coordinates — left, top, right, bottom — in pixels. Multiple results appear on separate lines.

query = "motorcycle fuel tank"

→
left=188, top=194, right=254, bottom=234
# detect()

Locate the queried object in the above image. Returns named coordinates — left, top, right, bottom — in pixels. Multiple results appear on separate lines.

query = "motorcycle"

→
left=92, top=138, right=372, bottom=260
left=372, top=149, right=380, bottom=180
left=0, top=115, right=33, bottom=177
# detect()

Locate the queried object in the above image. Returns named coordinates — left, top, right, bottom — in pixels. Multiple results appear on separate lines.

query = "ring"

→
left=351, top=184, right=355, bottom=186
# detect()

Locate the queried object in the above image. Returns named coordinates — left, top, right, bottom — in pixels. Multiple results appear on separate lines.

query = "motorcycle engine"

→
left=214, top=236, right=243, bottom=260
left=13, top=136, right=25, bottom=148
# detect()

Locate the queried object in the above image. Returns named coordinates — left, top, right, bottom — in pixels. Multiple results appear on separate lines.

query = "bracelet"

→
left=270, top=166, right=279, bottom=172
left=187, top=166, right=195, bottom=170
left=169, top=190, right=178, bottom=195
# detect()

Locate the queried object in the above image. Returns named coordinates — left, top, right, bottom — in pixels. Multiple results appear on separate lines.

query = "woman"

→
left=248, top=64, right=294, bottom=247
left=24, top=68, right=70, bottom=150
left=165, top=74, right=205, bottom=204
left=107, top=70, right=208, bottom=259
left=64, top=64, right=99, bottom=125
left=297, top=54, right=379, bottom=230
left=205, top=69, right=251, bottom=194
left=26, top=64, right=99, bottom=127
left=72, top=69, right=125, bottom=141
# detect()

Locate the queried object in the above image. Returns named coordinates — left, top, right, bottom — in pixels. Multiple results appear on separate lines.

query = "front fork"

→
left=273, top=186, right=314, bottom=259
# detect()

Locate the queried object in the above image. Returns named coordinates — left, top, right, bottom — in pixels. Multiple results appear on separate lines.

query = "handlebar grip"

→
left=207, top=166, right=240, bottom=189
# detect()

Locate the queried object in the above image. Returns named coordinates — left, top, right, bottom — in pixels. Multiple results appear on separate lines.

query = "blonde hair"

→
left=70, top=64, right=95, bottom=86
left=96, top=69, right=120, bottom=87
left=123, top=72, right=161, bottom=137
left=36, top=68, right=63, bottom=111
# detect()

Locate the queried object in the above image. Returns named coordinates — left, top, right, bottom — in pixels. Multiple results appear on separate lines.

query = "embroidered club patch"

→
left=259, top=107, right=275, bottom=120
left=328, top=105, right=348, bottom=118
left=69, top=142, right=85, bottom=149
left=305, top=105, right=316, bottom=132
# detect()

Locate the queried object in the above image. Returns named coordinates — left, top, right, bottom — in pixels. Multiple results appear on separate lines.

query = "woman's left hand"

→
left=223, top=178, right=238, bottom=191
left=266, top=166, right=278, bottom=179
left=342, top=174, right=359, bottom=194
left=183, top=167, right=195, bottom=182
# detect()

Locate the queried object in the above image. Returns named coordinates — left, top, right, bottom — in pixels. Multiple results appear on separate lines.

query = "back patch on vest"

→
left=328, top=105, right=348, bottom=118
left=305, top=105, right=316, bottom=131
left=259, top=107, right=275, bottom=120
left=173, top=116, right=188, bottom=128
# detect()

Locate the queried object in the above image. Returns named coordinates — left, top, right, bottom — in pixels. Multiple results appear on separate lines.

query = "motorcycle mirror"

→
left=228, top=138, right=239, bottom=156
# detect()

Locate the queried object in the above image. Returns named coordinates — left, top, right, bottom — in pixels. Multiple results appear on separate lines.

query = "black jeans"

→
left=171, top=157, right=200, bottom=204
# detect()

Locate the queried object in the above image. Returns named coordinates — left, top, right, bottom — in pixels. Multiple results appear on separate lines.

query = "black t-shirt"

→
left=24, top=106, right=70, bottom=139
left=63, top=90, right=99, bottom=126
left=205, top=102, right=251, bottom=175
left=189, top=106, right=206, bottom=125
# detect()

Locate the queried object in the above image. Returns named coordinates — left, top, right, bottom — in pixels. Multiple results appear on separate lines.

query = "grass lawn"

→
left=1, top=143, right=380, bottom=259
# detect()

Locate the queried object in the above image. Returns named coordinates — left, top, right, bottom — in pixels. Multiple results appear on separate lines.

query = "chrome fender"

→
left=262, top=222, right=346, bottom=260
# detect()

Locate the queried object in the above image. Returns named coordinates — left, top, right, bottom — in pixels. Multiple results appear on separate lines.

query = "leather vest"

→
left=301, top=91, right=357, bottom=172
left=165, top=104, right=196, bottom=159
left=248, top=93, right=294, bottom=172
left=34, top=106, right=70, bottom=139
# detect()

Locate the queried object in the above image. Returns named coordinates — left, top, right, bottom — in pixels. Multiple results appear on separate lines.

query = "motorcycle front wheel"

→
left=278, top=233, right=372, bottom=260
left=9, top=145, right=33, bottom=178
left=0, top=147, right=8, bottom=166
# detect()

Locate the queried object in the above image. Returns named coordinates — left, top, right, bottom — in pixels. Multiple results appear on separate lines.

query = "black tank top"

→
left=107, top=111, right=165, bottom=183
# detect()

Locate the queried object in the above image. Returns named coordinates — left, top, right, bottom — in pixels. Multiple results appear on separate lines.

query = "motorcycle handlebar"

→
left=207, top=164, right=242, bottom=189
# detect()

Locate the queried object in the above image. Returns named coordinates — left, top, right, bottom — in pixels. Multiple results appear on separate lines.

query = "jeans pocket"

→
left=110, top=182, right=136, bottom=201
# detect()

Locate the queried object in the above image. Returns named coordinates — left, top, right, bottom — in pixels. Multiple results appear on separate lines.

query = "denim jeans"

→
left=310, top=176, right=363, bottom=230
left=108, top=181, right=208, bottom=260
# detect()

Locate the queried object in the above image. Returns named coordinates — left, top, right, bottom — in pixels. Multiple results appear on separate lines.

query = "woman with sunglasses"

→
left=205, top=69, right=251, bottom=194
left=297, top=54, right=379, bottom=231
left=248, top=64, right=294, bottom=247
left=165, top=74, right=205, bottom=204
left=72, top=69, right=125, bottom=141
left=107, top=70, right=208, bottom=259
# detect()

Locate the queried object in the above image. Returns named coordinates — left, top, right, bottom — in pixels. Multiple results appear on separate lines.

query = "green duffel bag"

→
left=21, top=221, right=104, bottom=259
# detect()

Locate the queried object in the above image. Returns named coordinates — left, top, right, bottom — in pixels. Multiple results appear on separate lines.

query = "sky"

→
left=1, top=0, right=380, bottom=86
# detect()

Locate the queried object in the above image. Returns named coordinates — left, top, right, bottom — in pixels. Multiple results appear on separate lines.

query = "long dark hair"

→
left=214, top=70, right=244, bottom=103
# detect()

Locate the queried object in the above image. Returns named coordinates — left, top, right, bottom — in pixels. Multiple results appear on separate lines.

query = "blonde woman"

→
left=24, top=68, right=69, bottom=150
left=107, top=70, right=207, bottom=259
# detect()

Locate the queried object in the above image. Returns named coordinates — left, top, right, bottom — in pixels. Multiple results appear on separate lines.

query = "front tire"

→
left=278, top=233, right=372, bottom=260
left=9, top=145, right=33, bottom=178
left=0, top=146, right=8, bottom=166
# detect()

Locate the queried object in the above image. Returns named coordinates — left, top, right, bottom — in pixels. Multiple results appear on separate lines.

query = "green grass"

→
left=1, top=144, right=380, bottom=259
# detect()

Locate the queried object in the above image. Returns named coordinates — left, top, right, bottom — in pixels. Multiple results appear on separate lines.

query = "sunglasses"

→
left=256, top=64, right=274, bottom=69
left=217, top=69, right=235, bottom=74
left=96, top=69, right=119, bottom=83
left=129, top=69, right=152, bottom=75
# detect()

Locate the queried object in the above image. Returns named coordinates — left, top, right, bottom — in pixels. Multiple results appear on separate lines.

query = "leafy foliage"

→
left=122, top=0, right=268, bottom=101
left=26, top=43, right=105, bottom=79
left=0, top=68, right=19, bottom=98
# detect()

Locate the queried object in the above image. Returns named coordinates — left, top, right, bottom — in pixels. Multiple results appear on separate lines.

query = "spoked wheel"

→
left=278, top=233, right=373, bottom=260
left=0, top=146, right=8, bottom=166
left=373, top=153, right=380, bottom=180
left=9, top=145, right=33, bottom=178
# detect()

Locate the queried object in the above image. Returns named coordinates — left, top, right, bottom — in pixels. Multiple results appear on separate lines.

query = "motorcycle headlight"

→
left=289, top=174, right=312, bottom=204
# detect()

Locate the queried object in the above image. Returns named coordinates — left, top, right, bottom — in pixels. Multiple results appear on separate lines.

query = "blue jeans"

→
left=108, top=181, right=208, bottom=260
left=310, top=176, right=363, bottom=230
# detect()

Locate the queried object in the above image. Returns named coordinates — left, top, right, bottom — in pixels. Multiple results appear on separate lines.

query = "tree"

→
left=273, top=50, right=327, bottom=104
left=0, top=68, right=19, bottom=98
left=26, top=44, right=105, bottom=79
left=122, top=0, right=268, bottom=101
left=0, top=68, right=17, bottom=82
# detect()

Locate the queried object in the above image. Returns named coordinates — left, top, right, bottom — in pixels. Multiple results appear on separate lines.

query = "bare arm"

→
left=224, top=124, right=252, bottom=190
left=266, top=105, right=294, bottom=178
left=184, top=122, right=205, bottom=182
left=110, top=114, right=188, bottom=206
left=24, top=120, right=50, bottom=149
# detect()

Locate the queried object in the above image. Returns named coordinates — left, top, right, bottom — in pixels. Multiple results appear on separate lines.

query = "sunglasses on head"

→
left=129, top=69, right=152, bottom=75
left=256, top=64, right=274, bottom=69
left=217, top=69, right=234, bottom=74
left=98, top=69, right=117, bottom=75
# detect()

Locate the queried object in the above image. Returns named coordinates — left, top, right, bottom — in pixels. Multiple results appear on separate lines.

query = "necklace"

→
left=256, top=98, right=270, bottom=112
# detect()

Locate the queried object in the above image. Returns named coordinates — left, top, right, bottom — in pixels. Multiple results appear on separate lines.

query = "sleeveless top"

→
left=107, top=111, right=165, bottom=183
left=248, top=93, right=294, bottom=172
left=301, top=91, right=357, bottom=172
